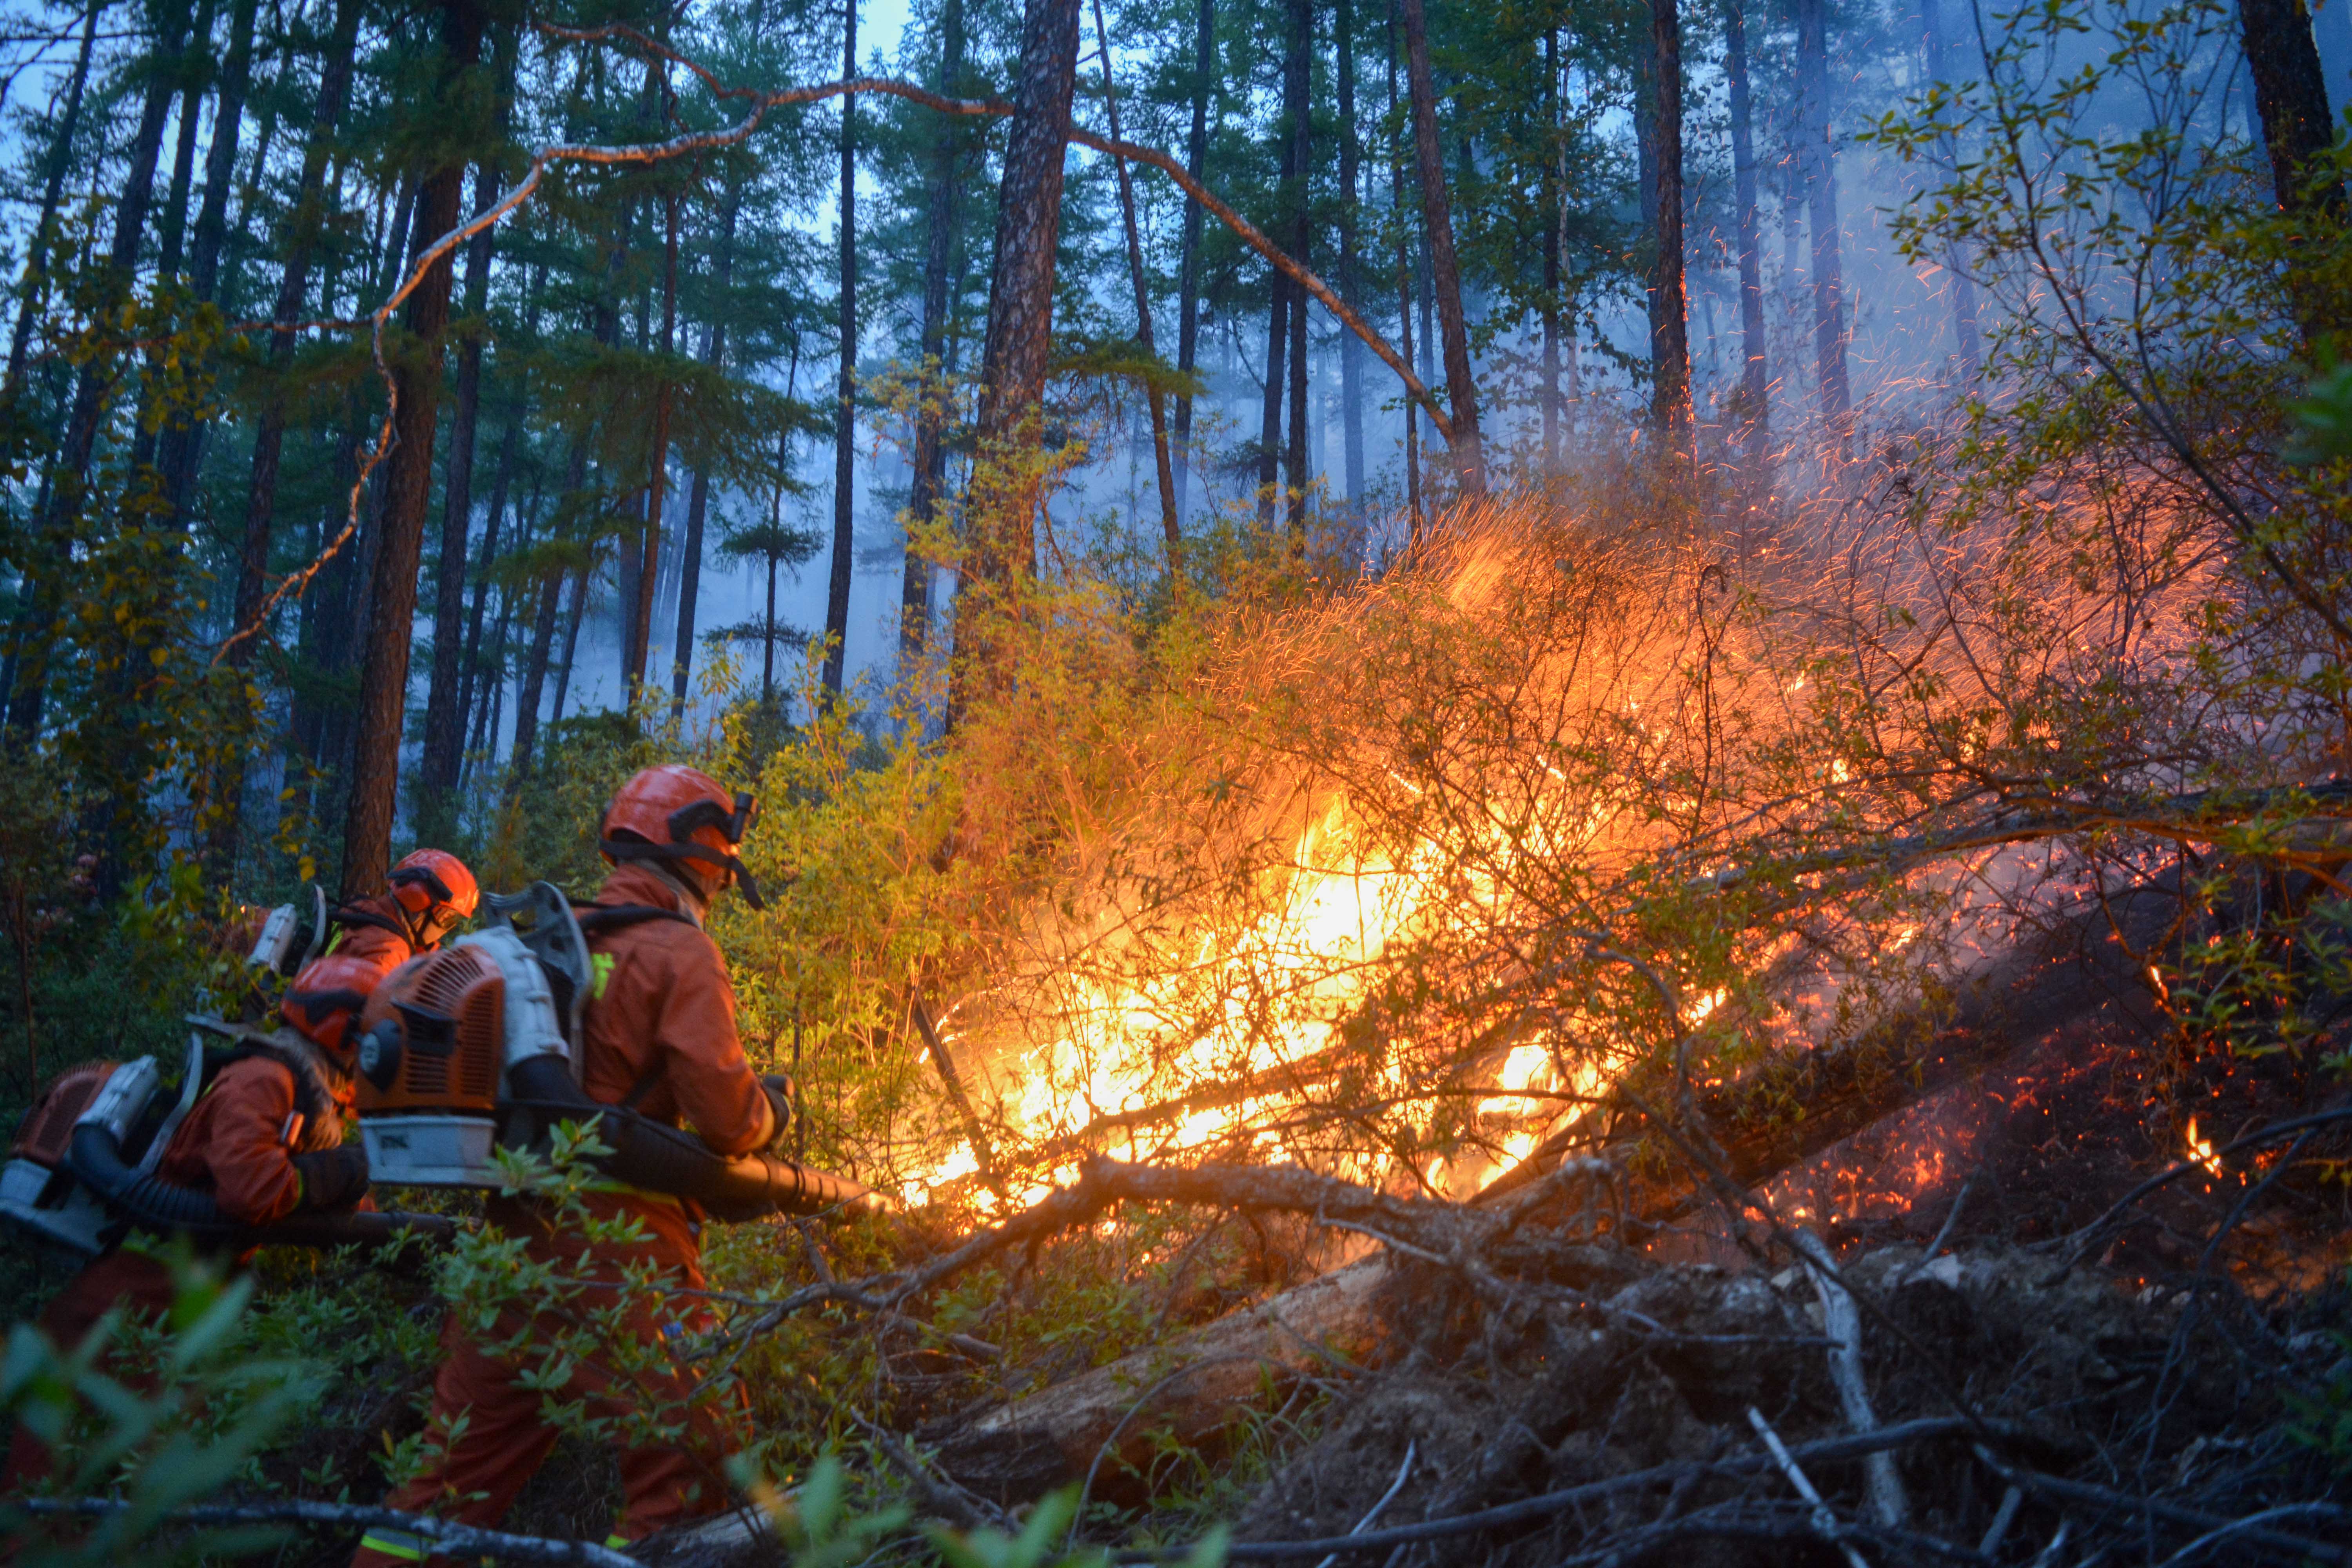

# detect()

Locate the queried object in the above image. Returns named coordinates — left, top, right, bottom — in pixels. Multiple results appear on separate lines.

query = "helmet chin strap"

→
left=643, top=860, right=710, bottom=926
left=599, top=836, right=766, bottom=911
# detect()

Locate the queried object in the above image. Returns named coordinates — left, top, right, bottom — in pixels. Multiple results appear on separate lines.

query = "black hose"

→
left=67, top=1123, right=456, bottom=1250
left=68, top=1123, right=242, bottom=1241
left=504, top=1057, right=879, bottom=1218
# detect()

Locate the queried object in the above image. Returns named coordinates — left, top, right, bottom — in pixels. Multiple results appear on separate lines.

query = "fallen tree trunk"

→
left=1486, top=888, right=2156, bottom=1214
left=925, top=1256, right=1390, bottom=1504
left=907, top=932, right=2139, bottom=1506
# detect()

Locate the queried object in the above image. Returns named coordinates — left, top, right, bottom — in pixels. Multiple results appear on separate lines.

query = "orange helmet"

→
left=283, top=953, right=383, bottom=1057
left=389, top=848, right=478, bottom=949
left=598, top=765, right=765, bottom=909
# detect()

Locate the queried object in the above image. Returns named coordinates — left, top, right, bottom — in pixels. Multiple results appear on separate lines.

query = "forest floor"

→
left=501, top=922, right=2352, bottom=1568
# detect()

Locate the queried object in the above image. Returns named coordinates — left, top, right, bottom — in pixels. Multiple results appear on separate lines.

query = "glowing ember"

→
left=2185, top=1117, right=2222, bottom=1178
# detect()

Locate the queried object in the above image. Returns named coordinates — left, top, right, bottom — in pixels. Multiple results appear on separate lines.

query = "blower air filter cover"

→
left=359, top=1114, right=500, bottom=1187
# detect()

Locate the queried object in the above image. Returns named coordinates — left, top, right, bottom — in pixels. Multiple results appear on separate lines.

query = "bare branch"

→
left=1105, top=1417, right=2046, bottom=1561
left=10, top=1496, right=635, bottom=1566
left=210, top=22, right=1452, bottom=663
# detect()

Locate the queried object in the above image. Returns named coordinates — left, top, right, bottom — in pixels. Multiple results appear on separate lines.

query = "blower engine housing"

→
left=1, top=1061, right=127, bottom=1254
left=247, top=886, right=329, bottom=979
left=355, top=884, right=581, bottom=1189
left=1, top=1049, right=196, bottom=1256
left=355, top=895, right=576, bottom=1186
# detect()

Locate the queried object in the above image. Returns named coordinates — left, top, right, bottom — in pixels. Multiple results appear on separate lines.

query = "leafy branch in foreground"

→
left=0, top=1246, right=309, bottom=1566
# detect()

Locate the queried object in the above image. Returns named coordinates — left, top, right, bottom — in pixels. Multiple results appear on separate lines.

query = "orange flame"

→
left=2185, top=1117, right=2222, bottom=1178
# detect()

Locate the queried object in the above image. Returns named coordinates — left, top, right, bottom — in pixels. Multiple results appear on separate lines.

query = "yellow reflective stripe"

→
left=356, top=1529, right=428, bottom=1562
left=604, top=1534, right=632, bottom=1550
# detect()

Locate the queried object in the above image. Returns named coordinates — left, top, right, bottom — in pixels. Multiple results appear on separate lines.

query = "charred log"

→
left=925, top=1257, right=1388, bottom=1505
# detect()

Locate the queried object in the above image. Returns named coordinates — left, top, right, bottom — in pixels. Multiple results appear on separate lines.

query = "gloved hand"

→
left=291, top=1143, right=369, bottom=1212
left=759, top=1073, right=796, bottom=1151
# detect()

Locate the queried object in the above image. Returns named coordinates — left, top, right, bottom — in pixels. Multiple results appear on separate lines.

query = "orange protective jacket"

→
left=323, top=893, right=417, bottom=982
left=574, top=862, right=773, bottom=1167
left=342, top=867, right=765, bottom=1562
left=5, top=1046, right=359, bottom=1497
left=155, top=1051, right=358, bottom=1226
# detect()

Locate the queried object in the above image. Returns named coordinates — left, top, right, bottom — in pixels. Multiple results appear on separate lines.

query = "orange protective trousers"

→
left=1, top=1247, right=181, bottom=1492
left=348, top=1193, right=745, bottom=1565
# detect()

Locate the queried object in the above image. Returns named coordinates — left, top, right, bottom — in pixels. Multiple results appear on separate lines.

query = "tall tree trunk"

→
left=373, top=171, right=418, bottom=313
left=902, top=0, right=967, bottom=669
left=1724, top=0, right=1769, bottom=448
left=2239, top=0, right=2346, bottom=267
left=153, top=0, right=218, bottom=285
left=420, top=72, right=510, bottom=820
left=1258, top=270, right=1288, bottom=527
left=1172, top=0, right=1214, bottom=521
left=129, top=0, right=217, bottom=484
left=551, top=561, right=588, bottom=725
left=304, top=406, right=368, bottom=799
left=1418, top=210, right=1435, bottom=389
left=463, top=554, right=514, bottom=779
left=1093, top=0, right=1181, bottom=564
left=227, top=0, right=359, bottom=670
left=823, top=0, right=859, bottom=700
left=1540, top=28, right=1560, bottom=471
left=507, top=436, right=585, bottom=793
left=5, top=0, right=100, bottom=396
left=672, top=185, right=742, bottom=720
left=158, top=0, right=258, bottom=518
left=629, top=184, right=679, bottom=697
left=1916, top=0, right=1978, bottom=374
left=218, top=82, right=279, bottom=305
left=1388, top=0, right=1419, bottom=539
left=456, top=403, right=521, bottom=751
left=184, top=0, right=254, bottom=309
left=600, top=194, right=642, bottom=698
left=952, top=0, right=1083, bottom=725
left=9, top=0, right=192, bottom=737
left=461, top=403, right=539, bottom=749
left=1257, top=60, right=1301, bottom=531
left=506, top=572, right=563, bottom=793
left=1398, top=0, right=1483, bottom=495
left=963, top=0, right=1083, bottom=680
left=1283, top=0, right=1311, bottom=550
left=766, top=414, right=793, bottom=705
left=1795, top=0, right=1850, bottom=437
left=1336, top=0, right=1363, bottom=504
left=339, top=0, right=488, bottom=898
left=1648, top=0, right=1690, bottom=442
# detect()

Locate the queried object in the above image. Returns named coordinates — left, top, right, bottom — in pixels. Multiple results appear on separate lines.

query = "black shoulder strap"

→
left=619, top=1064, right=666, bottom=1111
left=574, top=903, right=699, bottom=935
left=330, top=904, right=410, bottom=940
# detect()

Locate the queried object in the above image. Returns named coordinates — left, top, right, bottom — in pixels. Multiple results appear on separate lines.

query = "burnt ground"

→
left=1189, top=890, right=2352, bottom=1566
left=1220, top=1237, right=2352, bottom=1566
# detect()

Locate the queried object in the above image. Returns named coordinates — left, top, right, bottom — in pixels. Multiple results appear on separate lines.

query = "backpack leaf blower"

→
left=353, top=882, right=883, bottom=1220
left=2, top=1025, right=456, bottom=1258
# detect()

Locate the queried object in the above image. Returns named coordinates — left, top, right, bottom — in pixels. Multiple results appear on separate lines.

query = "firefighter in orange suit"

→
left=328, top=848, right=480, bottom=981
left=3, top=957, right=376, bottom=1490
left=353, top=766, right=791, bottom=1564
